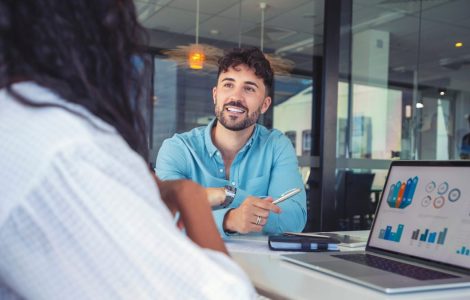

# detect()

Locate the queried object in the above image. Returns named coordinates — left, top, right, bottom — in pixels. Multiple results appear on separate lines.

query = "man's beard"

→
left=215, top=100, right=261, bottom=131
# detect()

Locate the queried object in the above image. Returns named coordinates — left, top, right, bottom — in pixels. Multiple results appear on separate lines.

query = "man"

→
left=156, top=48, right=307, bottom=236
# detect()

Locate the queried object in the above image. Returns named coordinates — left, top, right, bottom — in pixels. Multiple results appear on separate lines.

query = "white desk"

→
left=226, top=232, right=470, bottom=300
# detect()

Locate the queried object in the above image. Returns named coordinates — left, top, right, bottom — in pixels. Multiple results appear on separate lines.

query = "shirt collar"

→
left=204, top=118, right=219, bottom=157
left=204, top=118, right=259, bottom=157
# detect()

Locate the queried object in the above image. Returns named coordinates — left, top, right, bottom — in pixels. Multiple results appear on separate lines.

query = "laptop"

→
left=282, top=160, right=470, bottom=294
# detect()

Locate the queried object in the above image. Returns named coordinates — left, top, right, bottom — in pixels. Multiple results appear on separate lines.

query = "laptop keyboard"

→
left=332, top=254, right=459, bottom=281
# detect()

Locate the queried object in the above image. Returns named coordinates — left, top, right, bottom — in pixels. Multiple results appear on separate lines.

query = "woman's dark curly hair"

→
left=217, top=47, right=274, bottom=95
left=0, top=0, right=149, bottom=158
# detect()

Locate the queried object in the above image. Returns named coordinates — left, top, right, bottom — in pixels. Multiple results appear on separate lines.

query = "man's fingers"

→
left=229, top=196, right=283, bottom=233
left=250, top=197, right=281, bottom=214
left=252, top=210, right=270, bottom=219
left=252, top=214, right=267, bottom=226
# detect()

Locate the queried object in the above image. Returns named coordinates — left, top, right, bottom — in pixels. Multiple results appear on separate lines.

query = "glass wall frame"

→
left=324, top=0, right=470, bottom=231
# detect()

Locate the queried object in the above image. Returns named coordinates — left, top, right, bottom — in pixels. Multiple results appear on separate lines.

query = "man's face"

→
left=212, top=64, right=271, bottom=131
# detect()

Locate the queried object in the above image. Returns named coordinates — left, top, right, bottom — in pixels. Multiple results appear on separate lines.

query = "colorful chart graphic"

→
left=378, top=224, right=404, bottom=242
left=386, top=176, right=418, bottom=209
left=433, top=196, right=445, bottom=209
left=437, top=182, right=449, bottom=195
left=421, top=195, right=432, bottom=207
left=425, top=181, right=436, bottom=193
left=411, top=227, right=448, bottom=245
left=421, top=181, right=461, bottom=209
left=456, top=246, right=470, bottom=256
left=448, top=188, right=461, bottom=202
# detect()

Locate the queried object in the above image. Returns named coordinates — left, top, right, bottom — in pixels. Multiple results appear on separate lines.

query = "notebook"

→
left=283, top=231, right=367, bottom=248
left=281, top=160, right=470, bottom=294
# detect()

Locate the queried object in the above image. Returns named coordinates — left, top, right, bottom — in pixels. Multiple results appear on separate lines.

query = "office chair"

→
left=336, top=171, right=375, bottom=230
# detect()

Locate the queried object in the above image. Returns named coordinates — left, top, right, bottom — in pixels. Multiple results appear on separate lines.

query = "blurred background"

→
left=134, top=0, right=470, bottom=231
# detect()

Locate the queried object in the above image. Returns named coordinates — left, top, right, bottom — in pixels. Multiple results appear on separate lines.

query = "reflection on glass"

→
left=339, top=0, right=470, bottom=165
left=273, top=80, right=312, bottom=157
left=336, top=0, right=470, bottom=230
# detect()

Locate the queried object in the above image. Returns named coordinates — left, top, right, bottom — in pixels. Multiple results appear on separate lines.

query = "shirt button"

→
left=219, top=169, right=223, bottom=172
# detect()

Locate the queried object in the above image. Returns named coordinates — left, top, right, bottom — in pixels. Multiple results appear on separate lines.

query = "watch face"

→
left=225, top=185, right=236, bottom=197
left=223, top=185, right=236, bottom=208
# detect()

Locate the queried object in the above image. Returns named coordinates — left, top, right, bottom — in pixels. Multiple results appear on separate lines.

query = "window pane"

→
left=337, top=0, right=470, bottom=230
left=143, top=1, right=324, bottom=172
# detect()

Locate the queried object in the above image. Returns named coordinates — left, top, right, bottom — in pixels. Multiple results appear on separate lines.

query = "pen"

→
left=272, top=188, right=302, bottom=205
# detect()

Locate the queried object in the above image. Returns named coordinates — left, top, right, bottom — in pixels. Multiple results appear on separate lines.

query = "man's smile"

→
left=225, top=106, right=246, bottom=114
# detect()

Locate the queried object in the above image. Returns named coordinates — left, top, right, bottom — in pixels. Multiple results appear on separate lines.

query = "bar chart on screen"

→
left=456, top=246, right=470, bottom=256
left=410, top=227, right=448, bottom=245
left=378, top=224, right=404, bottom=242
left=386, top=176, right=418, bottom=209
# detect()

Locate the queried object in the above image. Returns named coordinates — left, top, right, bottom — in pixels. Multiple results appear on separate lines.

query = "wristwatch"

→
left=214, top=185, right=237, bottom=209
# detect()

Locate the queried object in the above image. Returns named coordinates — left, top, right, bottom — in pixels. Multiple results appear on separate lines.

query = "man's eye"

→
left=245, top=86, right=255, bottom=92
left=223, top=83, right=233, bottom=88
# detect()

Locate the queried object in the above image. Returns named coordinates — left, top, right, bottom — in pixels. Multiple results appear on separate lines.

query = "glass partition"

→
left=337, top=0, right=470, bottom=230
left=140, top=0, right=325, bottom=172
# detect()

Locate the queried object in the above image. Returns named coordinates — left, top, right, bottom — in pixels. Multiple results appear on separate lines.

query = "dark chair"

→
left=336, top=171, right=375, bottom=230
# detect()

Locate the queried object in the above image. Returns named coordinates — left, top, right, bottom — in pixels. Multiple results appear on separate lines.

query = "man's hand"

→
left=223, top=196, right=281, bottom=234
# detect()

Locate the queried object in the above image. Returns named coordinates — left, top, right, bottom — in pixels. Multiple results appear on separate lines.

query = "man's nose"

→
left=228, top=87, right=244, bottom=101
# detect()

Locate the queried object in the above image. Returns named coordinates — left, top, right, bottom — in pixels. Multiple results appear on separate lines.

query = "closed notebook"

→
left=268, top=234, right=340, bottom=252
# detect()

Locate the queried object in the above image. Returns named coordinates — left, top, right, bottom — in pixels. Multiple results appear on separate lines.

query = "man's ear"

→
left=212, top=86, right=217, bottom=104
left=261, top=96, right=272, bottom=114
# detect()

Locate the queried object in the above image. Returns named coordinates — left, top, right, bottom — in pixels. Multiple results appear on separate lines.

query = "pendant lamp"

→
left=163, top=0, right=222, bottom=71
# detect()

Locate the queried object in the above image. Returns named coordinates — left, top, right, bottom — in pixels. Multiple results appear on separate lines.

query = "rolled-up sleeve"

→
left=155, top=138, right=189, bottom=180
left=263, top=136, right=307, bottom=234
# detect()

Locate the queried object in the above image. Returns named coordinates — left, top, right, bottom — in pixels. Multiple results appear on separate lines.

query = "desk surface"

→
left=227, top=232, right=470, bottom=300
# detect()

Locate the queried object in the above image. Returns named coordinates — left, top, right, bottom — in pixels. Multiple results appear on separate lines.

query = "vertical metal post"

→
left=309, top=0, right=342, bottom=231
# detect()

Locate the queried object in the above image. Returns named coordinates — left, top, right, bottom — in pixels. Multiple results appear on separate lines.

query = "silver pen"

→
left=272, top=187, right=302, bottom=205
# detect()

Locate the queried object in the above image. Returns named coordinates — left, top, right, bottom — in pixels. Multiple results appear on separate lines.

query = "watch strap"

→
left=213, top=185, right=237, bottom=209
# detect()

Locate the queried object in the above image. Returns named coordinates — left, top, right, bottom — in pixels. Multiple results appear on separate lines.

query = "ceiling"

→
left=135, top=0, right=323, bottom=72
left=134, top=0, right=470, bottom=92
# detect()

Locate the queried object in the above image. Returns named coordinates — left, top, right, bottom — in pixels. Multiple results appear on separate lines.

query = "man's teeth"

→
left=226, top=107, right=245, bottom=113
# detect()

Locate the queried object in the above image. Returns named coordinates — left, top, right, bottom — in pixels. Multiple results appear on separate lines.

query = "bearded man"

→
left=156, top=48, right=306, bottom=236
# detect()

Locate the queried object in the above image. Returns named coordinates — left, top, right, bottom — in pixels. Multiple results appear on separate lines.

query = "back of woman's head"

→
left=0, top=0, right=149, bottom=158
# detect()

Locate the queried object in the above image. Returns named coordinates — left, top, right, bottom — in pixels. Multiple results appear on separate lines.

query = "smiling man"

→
left=155, top=48, right=307, bottom=236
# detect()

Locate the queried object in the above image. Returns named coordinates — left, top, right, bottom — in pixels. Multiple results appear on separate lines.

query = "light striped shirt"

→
left=0, top=82, right=255, bottom=299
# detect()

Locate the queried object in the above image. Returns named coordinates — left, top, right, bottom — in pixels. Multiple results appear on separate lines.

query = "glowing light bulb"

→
left=188, top=45, right=205, bottom=70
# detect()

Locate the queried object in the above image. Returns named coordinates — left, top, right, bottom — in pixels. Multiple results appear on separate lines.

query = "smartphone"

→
left=272, top=188, right=302, bottom=205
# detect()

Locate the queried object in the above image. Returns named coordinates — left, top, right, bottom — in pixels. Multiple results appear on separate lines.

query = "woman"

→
left=0, top=0, right=254, bottom=299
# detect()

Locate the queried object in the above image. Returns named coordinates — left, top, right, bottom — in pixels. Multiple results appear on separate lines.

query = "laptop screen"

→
left=369, top=162, right=470, bottom=270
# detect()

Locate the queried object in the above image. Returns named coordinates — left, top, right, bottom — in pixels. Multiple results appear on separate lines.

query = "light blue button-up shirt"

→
left=155, top=119, right=307, bottom=237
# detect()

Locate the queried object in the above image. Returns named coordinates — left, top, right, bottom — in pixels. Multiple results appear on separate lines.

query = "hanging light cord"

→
left=415, top=0, right=423, bottom=81
left=195, top=0, right=200, bottom=44
left=238, top=0, right=242, bottom=47
left=260, top=2, right=266, bottom=51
